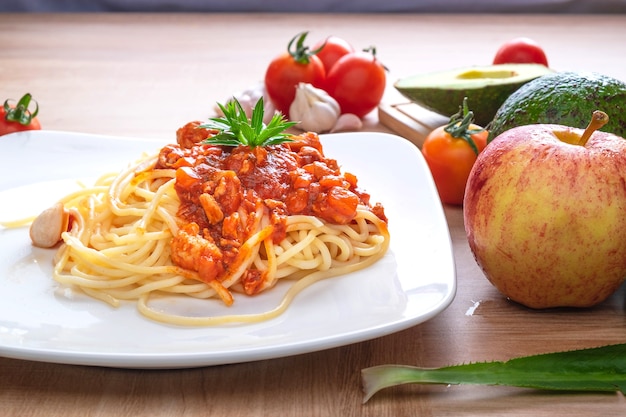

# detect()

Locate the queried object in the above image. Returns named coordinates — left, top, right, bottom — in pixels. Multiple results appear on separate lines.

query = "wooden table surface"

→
left=2, top=13, right=626, bottom=416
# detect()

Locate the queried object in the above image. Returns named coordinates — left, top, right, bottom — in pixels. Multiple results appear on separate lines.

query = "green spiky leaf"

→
left=362, top=343, right=626, bottom=403
left=200, top=98, right=296, bottom=148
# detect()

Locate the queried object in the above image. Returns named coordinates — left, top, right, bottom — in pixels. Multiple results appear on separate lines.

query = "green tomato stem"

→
left=287, top=31, right=319, bottom=65
left=3, top=93, right=39, bottom=125
left=443, top=97, right=484, bottom=155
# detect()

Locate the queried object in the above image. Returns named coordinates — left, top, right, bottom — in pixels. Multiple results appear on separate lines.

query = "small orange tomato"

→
left=422, top=107, right=488, bottom=206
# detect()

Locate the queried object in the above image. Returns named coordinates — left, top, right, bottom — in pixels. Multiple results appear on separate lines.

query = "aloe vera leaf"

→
left=361, top=343, right=626, bottom=403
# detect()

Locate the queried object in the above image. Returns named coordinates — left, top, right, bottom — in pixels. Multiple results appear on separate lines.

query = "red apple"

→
left=463, top=112, right=626, bottom=308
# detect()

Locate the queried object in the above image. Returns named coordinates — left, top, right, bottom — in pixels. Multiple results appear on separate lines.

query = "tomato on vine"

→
left=264, top=31, right=326, bottom=116
left=312, top=35, right=354, bottom=73
left=421, top=99, right=488, bottom=206
left=324, top=47, right=386, bottom=118
left=0, top=93, right=41, bottom=136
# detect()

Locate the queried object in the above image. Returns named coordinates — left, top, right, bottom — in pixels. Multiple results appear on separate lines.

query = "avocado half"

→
left=489, top=71, right=626, bottom=139
left=394, top=64, right=553, bottom=126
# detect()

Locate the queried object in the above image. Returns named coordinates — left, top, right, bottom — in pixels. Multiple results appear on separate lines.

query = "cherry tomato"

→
left=422, top=105, right=488, bottom=206
left=325, top=47, right=386, bottom=118
left=264, top=32, right=326, bottom=116
left=312, top=36, right=355, bottom=73
left=0, top=93, right=41, bottom=136
left=492, top=37, right=549, bottom=66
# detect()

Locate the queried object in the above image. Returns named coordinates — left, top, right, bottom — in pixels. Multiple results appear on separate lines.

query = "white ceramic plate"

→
left=0, top=130, right=455, bottom=369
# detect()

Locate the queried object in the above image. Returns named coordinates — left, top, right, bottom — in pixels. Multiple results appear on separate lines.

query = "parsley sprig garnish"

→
left=200, top=98, right=296, bottom=148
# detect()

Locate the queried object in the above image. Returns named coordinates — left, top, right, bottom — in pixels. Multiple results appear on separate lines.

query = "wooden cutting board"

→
left=377, top=101, right=449, bottom=148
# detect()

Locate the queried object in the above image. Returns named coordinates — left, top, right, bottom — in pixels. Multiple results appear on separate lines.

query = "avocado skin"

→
left=489, top=71, right=626, bottom=139
left=395, top=64, right=552, bottom=126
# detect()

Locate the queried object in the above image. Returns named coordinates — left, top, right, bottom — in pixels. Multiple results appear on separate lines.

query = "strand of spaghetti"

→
left=208, top=280, right=234, bottom=306
left=216, top=224, right=274, bottom=290
left=96, top=230, right=171, bottom=254
left=275, top=227, right=320, bottom=265
left=163, top=281, right=212, bottom=294
left=154, top=205, right=180, bottom=236
left=78, top=193, right=98, bottom=246
left=98, top=239, right=169, bottom=266
left=282, top=236, right=328, bottom=270
left=310, top=236, right=334, bottom=270
left=284, top=216, right=325, bottom=232
left=0, top=217, right=35, bottom=228
left=60, top=185, right=109, bottom=205
left=301, top=229, right=316, bottom=261
left=258, top=235, right=279, bottom=291
left=136, top=227, right=390, bottom=326
left=107, top=278, right=227, bottom=305
left=353, top=236, right=387, bottom=257
left=132, top=234, right=171, bottom=267
left=107, top=155, right=158, bottom=217
left=132, top=174, right=176, bottom=233
left=131, top=169, right=177, bottom=199
left=60, top=234, right=179, bottom=276
left=327, top=220, right=368, bottom=242
left=99, top=233, right=171, bottom=267
left=121, top=155, right=158, bottom=189
left=64, top=255, right=175, bottom=281
left=80, top=287, right=122, bottom=307
left=57, top=269, right=153, bottom=290
left=317, top=233, right=352, bottom=262
left=97, top=275, right=189, bottom=299
left=255, top=213, right=375, bottom=277
left=61, top=247, right=158, bottom=279
left=272, top=264, right=300, bottom=279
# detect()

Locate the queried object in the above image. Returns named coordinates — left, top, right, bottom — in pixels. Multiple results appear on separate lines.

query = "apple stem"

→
left=578, top=110, right=609, bottom=146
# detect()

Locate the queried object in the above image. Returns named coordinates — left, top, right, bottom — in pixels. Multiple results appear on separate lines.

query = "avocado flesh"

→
left=489, top=71, right=626, bottom=139
left=395, top=64, right=553, bottom=126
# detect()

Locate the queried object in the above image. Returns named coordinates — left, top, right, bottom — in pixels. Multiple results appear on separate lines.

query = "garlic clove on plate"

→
left=29, top=202, right=70, bottom=248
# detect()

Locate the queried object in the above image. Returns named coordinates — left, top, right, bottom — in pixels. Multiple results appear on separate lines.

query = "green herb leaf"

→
left=200, top=97, right=297, bottom=148
left=361, top=343, right=626, bottom=403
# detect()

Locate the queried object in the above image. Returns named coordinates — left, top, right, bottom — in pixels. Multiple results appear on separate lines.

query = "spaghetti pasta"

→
left=43, top=127, right=390, bottom=326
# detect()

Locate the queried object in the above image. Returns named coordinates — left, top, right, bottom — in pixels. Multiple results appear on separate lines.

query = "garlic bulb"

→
left=289, top=82, right=340, bottom=133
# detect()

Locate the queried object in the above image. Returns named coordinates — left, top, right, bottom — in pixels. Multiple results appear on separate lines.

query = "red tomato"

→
left=422, top=115, right=488, bottom=206
left=264, top=32, right=326, bottom=116
left=312, top=36, right=355, bottom=73
left=492, top=37, right=549, bottom=66
left=0, top=93, right=41, bottom=136
left=325, top=48, right=386, bottom=118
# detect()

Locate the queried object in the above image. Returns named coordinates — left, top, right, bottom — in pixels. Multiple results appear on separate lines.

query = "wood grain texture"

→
left=1, top=12, right=626, bottom=417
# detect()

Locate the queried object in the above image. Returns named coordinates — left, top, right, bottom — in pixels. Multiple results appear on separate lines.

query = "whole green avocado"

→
left=488, top=71, right=626, bottom=139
